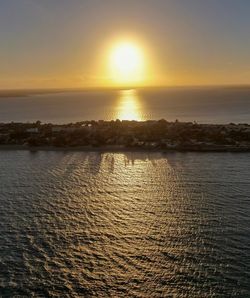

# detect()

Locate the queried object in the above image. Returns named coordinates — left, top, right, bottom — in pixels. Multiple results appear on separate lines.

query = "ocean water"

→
left=0, top=150, right=249, bottom=297
left=0, top=86, right=250, bottom=124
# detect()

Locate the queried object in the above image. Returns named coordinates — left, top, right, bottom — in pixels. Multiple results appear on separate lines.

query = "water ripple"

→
left=0, top=151, right=250, bottom=297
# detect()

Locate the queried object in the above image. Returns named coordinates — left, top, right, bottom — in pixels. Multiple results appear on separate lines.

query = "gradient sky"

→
left=1, top=0, right=250, bottom=89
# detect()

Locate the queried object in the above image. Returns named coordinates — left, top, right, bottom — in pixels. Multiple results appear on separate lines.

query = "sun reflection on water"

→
left=116, top=89, right=143, bottom=121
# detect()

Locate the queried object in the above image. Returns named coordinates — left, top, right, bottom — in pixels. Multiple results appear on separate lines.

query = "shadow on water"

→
left=0, top=150, right=249, bottom=297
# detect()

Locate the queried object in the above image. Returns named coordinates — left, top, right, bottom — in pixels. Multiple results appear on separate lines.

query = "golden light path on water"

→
left=0, top=151, right=249, bottom=296
left=116, top=89, right=143, bottom=121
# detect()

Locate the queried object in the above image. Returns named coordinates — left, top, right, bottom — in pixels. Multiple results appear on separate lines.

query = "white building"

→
left=26, top=128, right=39, bottom=133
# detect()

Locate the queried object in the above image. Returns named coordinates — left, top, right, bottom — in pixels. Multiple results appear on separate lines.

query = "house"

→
left=26, top=128, right=39, bottom=133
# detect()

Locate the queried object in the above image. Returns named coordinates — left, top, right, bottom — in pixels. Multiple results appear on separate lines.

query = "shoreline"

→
left=0, top=145, right=250, bottom=153
left=1, top=120, right=250, bottom=153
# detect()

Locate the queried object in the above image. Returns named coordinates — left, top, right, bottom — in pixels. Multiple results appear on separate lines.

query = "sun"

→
left=109, top=42, right=145, bottom=85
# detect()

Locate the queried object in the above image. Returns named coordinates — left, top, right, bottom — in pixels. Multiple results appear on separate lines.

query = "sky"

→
left=0, top=0, right=250, bottom=89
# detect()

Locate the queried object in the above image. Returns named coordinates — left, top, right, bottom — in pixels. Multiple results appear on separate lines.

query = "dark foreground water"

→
left=0, top=86, right=250, bottom=124
left=0, top=151, right=250, bottom=297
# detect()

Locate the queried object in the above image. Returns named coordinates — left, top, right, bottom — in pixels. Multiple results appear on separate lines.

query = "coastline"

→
left=0, top=144, right=250, bottom=153
left=1, top=120, right=250, bottom=153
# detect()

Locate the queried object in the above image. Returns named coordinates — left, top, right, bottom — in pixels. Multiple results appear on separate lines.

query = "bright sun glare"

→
left=110, top=42, right=144, bottom=85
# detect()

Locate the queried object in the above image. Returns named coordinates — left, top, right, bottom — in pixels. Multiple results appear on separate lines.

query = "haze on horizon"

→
left=1, top=0, right=250, bottom=90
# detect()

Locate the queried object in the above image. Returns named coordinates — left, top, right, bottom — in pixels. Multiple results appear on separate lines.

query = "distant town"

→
left=0, top=120, right=250, bottom=152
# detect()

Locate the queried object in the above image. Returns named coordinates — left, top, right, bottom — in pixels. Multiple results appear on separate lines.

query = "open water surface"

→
left=0, top=87, right=250, bottom=124
left=0, top=151, right=249, bottom=297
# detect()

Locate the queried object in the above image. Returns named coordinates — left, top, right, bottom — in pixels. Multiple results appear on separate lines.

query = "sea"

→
left=0, top=87, right=250, bottom=297
left=0, top=86, right=250, bottom=124
left=0, top=151, right=249, bottom=297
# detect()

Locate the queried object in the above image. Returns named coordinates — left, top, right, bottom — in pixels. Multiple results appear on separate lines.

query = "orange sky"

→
left=1, top=1, right=250, bottom=89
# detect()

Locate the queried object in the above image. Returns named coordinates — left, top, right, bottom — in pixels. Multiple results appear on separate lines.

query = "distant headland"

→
left=1, top=85, right=250, bottom=98
left=0, top=120, right=250, bottom=152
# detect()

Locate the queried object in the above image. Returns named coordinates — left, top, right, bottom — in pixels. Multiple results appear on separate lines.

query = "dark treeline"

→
left=0, top=119, right=250, bottom=151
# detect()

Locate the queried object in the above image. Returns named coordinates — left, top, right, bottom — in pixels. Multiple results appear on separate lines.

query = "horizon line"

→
left=1, top=83, right=250, bottom=93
